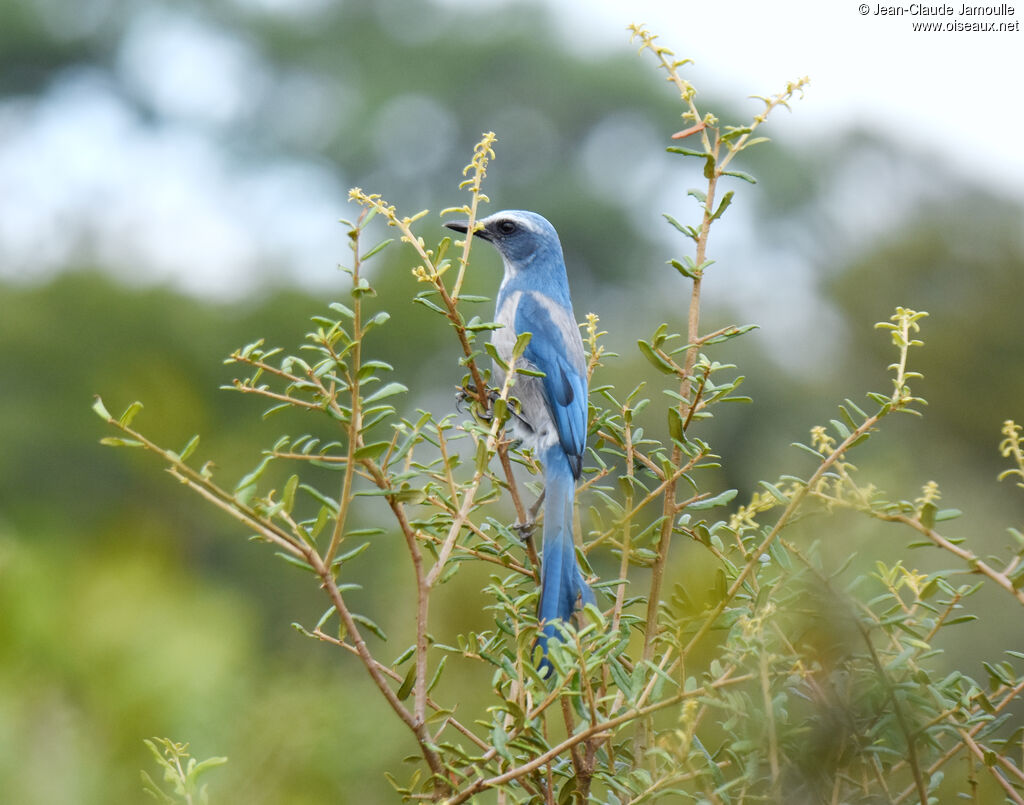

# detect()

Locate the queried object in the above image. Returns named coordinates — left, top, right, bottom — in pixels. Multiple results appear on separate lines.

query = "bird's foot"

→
left=511, top=491, right=545, bottom=543
left=512, top=519, right=536, bottom=542
left=455, top=384, right=501, bottom=421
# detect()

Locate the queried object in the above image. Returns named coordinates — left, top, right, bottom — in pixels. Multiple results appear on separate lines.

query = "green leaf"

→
left=329, top=301, right=355, bottom=320
left=351, top=277, right=375, bottom=298
left=119, top=400, right=144, bottom=428
left=688, top=488, right=738, bottom=510
left=557, top=777, right=578, bottom=804
left=235, top=455, right=274, bottom=495
left=700, top=324, right=757, bottom=345
left=662, top=214, right=697, bottom=240
left=426, top=656, right=446, bottom=695
left=391, top=488, right=426, bottom=505
left=702, top=153, right=716, bottom=179
left=667, top=407, right=684, bottom=442
left=485, top=341, right=509, bottom=371
left=364, top=382, right=407, bottom=404
left=362, top=238, right=394, bottom=260
left=366, top=311, right=391, bottom=330
left=188, top=755, right=229, bottom=779
left=465, top=316, right=501, bottom=332
left=709, top=190, right=734, bottom=222
left=666, top=145, right=711, bottom=159
left=396, top=664, right=415, bottom=700
left=179, top=434, right=200, bottom=462
left=100, top=436, right=143, bottom=448
left=333, top=541, right=371, bottom=567
left=759, top=481, right=789, bottom=504
left=830, top=418, right=851, bottom=440
left=720, top=126, right=752, bottom=143
left=491, top=722, right=511, bottom=762
left=278, top=473, right=299, bottom=512
left=722, top=169, right=757, bottom=184
left=413, top=295, right=445, bottom=315
left=301, top=483, right=340, bottom=513
left=919, top=501, right=937, bottom=530
left=353, top=441, right=390, bottom=461
left=512, top=331, right=532, bottom=359
left=140, top=771, right=175, bottom=804
left=609, top=658, right=633, bottom=696
left=791, top=442, right=823, bottom=459
left=352, top=613, right=387, bottom=641
left=275, top=552, right=314, bottom=573
left=638, top=340, right=677, bottom=375
left=669, top=258, right=698, bottom=279
left=983, top=661, right=1014, bottom=687
left=92, top=395, right=112, bottom=420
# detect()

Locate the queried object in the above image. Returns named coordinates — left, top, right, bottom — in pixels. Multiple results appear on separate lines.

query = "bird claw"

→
left=455, top=384, right=501, bottom=420
left=511, top=491, right=545, bottom=543
left=512, top=520, right=536, bottom=542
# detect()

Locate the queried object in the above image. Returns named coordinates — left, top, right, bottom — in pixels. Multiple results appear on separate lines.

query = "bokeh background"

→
left=1, top=0, right=1022, bottom=802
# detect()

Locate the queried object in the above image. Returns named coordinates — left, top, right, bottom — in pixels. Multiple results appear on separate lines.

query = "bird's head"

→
left=444, top=210, right=562, bottom=266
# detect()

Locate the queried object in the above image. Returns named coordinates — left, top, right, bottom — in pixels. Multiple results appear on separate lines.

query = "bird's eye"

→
left=497, top=220, right=517, bottom=235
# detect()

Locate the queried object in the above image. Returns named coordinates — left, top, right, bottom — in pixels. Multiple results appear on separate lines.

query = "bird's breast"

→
left=493, top=290, right=522, bottom=367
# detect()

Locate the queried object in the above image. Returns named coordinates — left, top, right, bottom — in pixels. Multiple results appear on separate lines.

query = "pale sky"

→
left=555, top=0, right=1024, bottom=198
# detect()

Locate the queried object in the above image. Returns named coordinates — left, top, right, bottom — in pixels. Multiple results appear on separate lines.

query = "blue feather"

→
left=537, top=444, right=596, bottom=668
left=443, top=209, right=598, bottom=674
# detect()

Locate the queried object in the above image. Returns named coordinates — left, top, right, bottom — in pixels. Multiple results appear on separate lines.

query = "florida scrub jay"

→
left=445, top=211, right=596, bottom=662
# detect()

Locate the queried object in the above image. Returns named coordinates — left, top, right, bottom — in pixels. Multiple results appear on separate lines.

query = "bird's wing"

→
left=514, top=292, right=587, bottom=477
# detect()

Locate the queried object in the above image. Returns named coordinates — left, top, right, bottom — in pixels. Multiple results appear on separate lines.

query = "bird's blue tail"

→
left=536, top=444, right=595, bottom=670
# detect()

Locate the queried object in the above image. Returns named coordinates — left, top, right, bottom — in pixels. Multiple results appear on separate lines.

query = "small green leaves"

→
left=141, top=737, right=227, bottom=805
left=85, top=65, right=1024, bottom=805
left=669, top=257, right=713, bottom=279
left=96, top=398, right=148, bottom=448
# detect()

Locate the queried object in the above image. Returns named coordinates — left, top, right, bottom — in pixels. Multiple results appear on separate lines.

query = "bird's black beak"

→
left=444, top=220, right=491, bottom=241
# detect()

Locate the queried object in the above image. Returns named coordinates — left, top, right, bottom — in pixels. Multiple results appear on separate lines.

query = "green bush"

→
left=103, top=27, right=1024, bottom=804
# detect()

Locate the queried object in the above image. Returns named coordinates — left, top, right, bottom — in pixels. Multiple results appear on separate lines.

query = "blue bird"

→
left=445, top=211, right=596, bottom=666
